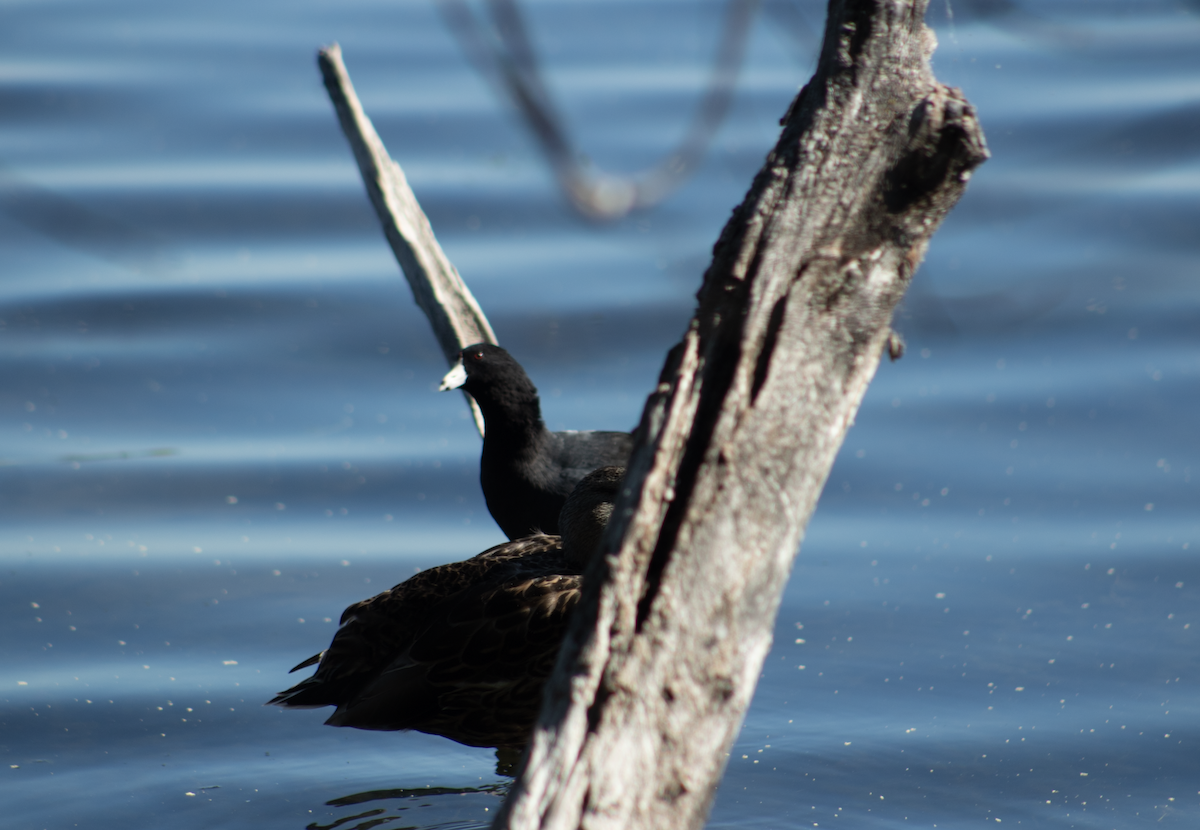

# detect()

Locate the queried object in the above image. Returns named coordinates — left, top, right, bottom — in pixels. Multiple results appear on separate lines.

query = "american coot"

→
left=439, top=343, right=634, bottom=540
left=267, top=466, right=623, bottom=750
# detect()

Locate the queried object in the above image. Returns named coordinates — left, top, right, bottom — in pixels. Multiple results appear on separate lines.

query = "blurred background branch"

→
left=437, top=0, right=759, bottom=220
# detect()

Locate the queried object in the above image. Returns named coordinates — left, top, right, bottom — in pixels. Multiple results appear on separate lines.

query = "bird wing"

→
left=321, top=571, right=580, bottom=737
left=267, top=535, right=563, bottom=713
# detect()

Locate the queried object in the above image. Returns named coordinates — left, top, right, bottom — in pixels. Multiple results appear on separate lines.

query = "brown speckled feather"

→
left=267, top=466, right=624, bottom=749
left=267, top=534, right=580, bottom=747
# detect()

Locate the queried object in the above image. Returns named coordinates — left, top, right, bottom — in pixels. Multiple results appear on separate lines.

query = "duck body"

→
left=269, top=466, right=624, bottom=749
left=268, top=535, right=580, bottom=748
left=441, top=344, right=633, bottom=539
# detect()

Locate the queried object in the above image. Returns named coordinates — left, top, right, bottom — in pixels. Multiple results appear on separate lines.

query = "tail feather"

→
left=267, top=672, right=364, bottom=709
left=289, top=651, right=323, bottom=673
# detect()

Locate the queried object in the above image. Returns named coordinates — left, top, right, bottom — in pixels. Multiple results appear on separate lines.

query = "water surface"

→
left=3, top=1, right=1199, bottom=827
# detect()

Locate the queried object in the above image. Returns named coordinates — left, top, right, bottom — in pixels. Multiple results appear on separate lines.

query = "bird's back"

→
left=483, top=429, right=632, bottom=538
left=548, top=429, right=634, bottom=488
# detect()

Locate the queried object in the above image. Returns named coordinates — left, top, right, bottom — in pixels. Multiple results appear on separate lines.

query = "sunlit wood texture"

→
left=318, top=43, right=497, bottom=436
left=494, top=1, right=988, bottom=828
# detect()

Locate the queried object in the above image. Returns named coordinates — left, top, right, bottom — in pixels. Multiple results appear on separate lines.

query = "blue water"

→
left=3, top=1, right=1199, bottom=827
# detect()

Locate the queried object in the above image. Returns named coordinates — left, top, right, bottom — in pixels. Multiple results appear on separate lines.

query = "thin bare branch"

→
left=318, top=43, right=496, bottom=435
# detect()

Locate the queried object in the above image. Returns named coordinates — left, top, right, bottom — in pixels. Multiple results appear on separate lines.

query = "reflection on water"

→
left=3, top=0, right=1200, bottom=828
left=312, top=782, right=508, bottom=830
left=327, top=782, right=509, bottom=808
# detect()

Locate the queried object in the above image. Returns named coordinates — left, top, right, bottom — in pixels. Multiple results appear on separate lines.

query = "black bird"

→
left=439, top=343, right=634, bottom=540
left=267, top=467, right=623, bottom=750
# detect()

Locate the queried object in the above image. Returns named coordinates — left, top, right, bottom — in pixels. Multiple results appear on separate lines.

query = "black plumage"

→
left=440, top=343, right=633, bottom=539
left=267, top=466, right=623, bottom=749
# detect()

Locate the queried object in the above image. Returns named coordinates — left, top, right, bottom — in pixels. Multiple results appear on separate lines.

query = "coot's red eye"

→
left=472, top=352, right=483, bottom=360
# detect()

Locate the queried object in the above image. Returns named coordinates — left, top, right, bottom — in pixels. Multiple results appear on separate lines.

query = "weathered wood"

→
left=495, top=1, right=987, bottom=828
left=318, top=43, right=496, bottom=436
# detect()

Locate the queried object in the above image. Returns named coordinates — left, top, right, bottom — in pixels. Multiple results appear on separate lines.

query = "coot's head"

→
left=560, top=466, right=625, bottom=569
left=439, top=344, right=537, bottom=401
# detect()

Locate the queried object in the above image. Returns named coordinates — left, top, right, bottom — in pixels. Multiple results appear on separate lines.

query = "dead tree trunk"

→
left=494, top=2, right=987, bottom=828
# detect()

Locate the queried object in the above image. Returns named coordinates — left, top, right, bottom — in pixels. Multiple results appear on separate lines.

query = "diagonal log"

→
left=494, top=1, right=988, bottom=828
left=318, top=43, right=496, bottom=436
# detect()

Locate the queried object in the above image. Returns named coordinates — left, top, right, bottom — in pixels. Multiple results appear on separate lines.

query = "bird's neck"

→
left=475, top=385, right=546, bottom=444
